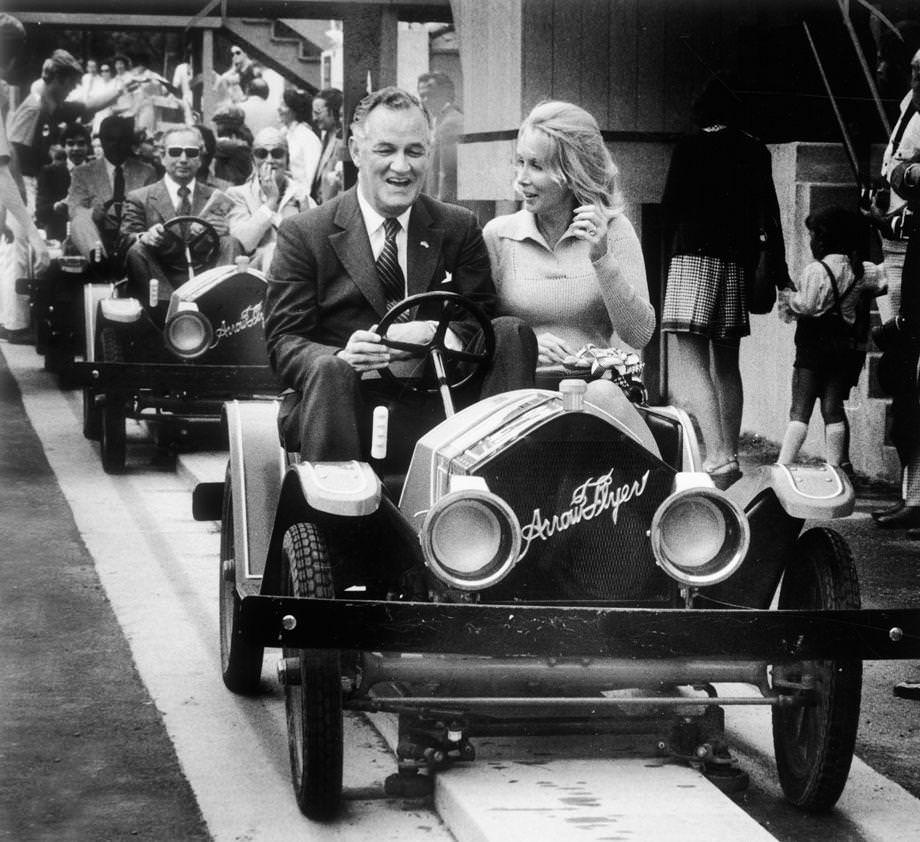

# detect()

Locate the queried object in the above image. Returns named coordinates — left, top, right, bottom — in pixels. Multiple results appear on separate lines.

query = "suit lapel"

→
left=150, top=181, right=177, bottom=224
left=191, top=181, right=214, bottom=215
left=329, top=189, right=388, bottom=316
left=407, top=198, right=443, bottom=296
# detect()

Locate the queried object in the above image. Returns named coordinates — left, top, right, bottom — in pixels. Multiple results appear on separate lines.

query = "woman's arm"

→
left=593, top=215, right=655, bottom=349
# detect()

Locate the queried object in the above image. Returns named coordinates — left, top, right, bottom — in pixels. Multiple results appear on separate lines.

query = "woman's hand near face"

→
left=567, top=203, right=609, bottom=261
left=537, top=331, right=575, bottom=366
left=259, top=162, right=281, bottom=210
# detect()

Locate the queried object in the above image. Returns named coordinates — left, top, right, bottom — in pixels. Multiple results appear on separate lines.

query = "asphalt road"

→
left=3, top=342, right=920, bottom=841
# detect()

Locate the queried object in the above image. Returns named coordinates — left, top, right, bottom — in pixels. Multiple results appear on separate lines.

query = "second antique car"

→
left=75, top=215, right=278, bottom=472
left=194, top=291, right=920, bottom=822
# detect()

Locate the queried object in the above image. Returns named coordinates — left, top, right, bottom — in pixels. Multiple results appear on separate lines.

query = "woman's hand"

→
left=537, top=332, right=575, bottom=366
left=567, top=203, right=609, bottom=261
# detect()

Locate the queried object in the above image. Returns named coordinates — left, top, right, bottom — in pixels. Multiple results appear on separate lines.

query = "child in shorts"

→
left=776, top=206, right=887, bottom=466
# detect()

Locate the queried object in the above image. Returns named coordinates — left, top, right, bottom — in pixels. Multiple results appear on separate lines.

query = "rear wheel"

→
left=219, top=466, right=264, bottom=693
left=282, top=522, right=343, bottom=820
left=771, top=527, right=862, bottom=812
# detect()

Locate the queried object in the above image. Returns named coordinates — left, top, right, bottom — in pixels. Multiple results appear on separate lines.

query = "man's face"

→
left=350, top=104, right=430, bottom=218
left=45, top=72, right=80, bottom=106
left=230, top=47, right=246, bottom=69
left=162, top=130, right=202, bottom=185
left=64, top=135, right=89, bottom=166
left=100, top=123, right=132, bottom=165
left=421, top=81, right=447, bottom=114
left=312, top=98, right=336, bottom=132
left=252, top=141, right=288, bottom=172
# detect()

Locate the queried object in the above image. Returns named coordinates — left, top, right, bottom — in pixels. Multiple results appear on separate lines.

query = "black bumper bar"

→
left=72, top=362, right=279, bottom=393
left=239, top=597, right=920, bottom=661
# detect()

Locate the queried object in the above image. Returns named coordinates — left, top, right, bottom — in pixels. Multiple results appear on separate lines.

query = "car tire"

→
left=83, top=387, right=101, bottom=441
left=281, top=522, right=343, bottom=821
left=219, top=465, right=264, bottom=694
left=771, top=526, right=862, bottom=812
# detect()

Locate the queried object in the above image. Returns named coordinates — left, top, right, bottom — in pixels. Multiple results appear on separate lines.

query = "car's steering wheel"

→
left=161, top=215, right=221, bottom=269
left=376, top=291, right=495, bottom=402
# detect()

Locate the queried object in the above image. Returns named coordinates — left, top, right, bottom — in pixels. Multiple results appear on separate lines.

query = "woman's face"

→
left=278, top=101, right=292, bottom=126
left=514, top=128, right=573, bottom=216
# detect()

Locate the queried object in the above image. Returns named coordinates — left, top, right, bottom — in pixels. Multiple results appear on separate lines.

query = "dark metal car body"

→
left=198, top=292, right=920, bottom=822
left=74, top=259, right=277, bottom=472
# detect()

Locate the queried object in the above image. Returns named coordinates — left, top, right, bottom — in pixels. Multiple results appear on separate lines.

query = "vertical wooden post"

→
left=200, top=28, right=216, bottom=125
left=340, top=5, right=399, bottom=187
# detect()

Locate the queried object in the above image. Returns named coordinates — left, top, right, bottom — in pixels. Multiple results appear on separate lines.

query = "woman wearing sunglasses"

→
left=225, top=126, right=313, bottom=270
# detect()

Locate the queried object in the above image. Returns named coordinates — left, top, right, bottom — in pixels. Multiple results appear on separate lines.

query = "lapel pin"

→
left=420, top=240, right=429, bottom=249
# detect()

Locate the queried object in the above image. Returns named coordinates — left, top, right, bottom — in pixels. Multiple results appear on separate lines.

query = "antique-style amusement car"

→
left=196, top=291, right=920, bottom=822
left=74, top=215, right=277, bottom=473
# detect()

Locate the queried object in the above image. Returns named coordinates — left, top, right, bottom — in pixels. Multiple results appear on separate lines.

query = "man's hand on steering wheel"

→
left=337, top=327, right=391, bottom=372
left=139, top=222, right=168, bottom=249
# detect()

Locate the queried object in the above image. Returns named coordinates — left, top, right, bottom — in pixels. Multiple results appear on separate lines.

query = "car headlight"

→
left=421, top=490, right=521, bottom=590
left=164, top=309, right=213, bottom=359
left=650, top=488, right=749, bottom=586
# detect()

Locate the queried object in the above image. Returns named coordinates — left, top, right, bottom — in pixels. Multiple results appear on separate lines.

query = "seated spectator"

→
left=68, top=115, right=158, bottom=262
left=119, top=125, right=236, bottom=321
left=226, top=127, right=311, bottom=270
left=35, top=122, right=90, bottom=242
left=240, top=77, right=278, bottom=136
left=212, top=103, right=253, bottom=186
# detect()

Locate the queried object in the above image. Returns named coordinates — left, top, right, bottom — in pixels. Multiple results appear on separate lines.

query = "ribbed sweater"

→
left=483, top=209, right=655, bottom=351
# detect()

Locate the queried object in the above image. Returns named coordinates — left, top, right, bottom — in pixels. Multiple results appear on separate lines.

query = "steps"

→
left=223, top=17, right=324, bottom=91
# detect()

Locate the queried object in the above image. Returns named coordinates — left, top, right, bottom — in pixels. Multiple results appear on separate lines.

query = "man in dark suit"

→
left=120, top=125, right=234, bottom=315
left=264, top=86, right=536, bottom=463
left=67, top=115, right=157, bottom=262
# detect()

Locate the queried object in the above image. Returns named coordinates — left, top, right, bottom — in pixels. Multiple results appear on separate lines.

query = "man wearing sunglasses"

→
left=119, top=125, right=235, bottom=320
left=226, top=127, right=311, bottom=270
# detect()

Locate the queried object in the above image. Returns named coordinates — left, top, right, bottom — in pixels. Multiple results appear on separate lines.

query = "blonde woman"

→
left=484, top=100, right=654, bottom=372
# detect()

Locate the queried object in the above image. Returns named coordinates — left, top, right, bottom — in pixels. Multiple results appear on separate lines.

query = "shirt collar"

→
left=499, top=210, right=553, bottom=248
left=163, top=174, right=197, bottom=206
left=356, top=187, right=412, bottom=238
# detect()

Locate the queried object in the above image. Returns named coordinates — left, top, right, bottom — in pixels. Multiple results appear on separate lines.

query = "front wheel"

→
left=282, top=522, right=343, bottom=820
left=219, top=466, right=264, bottom=694
left=100, top=396, right=126, bottom=474
left=771, top=527, right=862, bottom=812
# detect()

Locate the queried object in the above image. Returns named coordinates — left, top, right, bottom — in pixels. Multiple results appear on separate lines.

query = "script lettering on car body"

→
left=213, top=301, right=263, bottom=345
left=519, top=468, right=650, bottom=560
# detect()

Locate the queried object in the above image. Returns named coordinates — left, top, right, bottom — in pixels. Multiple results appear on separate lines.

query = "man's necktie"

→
left=177, top=184, right=191, bottom=216
left=112, top=165, right=125, bottom=203
left=112, top=165, right=126, bottom=225
left=376, top=216, right=406, bottom=312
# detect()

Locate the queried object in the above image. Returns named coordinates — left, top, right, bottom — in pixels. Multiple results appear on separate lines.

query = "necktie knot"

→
left=178, top=185, right=190, bottom=199
left=383, top=216, right=400, bottom=241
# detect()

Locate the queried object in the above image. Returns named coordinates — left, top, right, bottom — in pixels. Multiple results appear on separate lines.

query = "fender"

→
left=83, top=283, right=114, bottom=362
left=261, top=460, right=383, bottom=596
left=224, top=399, right=285, bottom=584
left=727, top=462, right=854, bottom=520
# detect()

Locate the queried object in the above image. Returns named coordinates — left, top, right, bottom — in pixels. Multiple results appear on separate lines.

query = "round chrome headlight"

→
left=164, top=309, right=213, bottom=359
left=650, top=488, right=750, bottom=586
left=421, top=490, right=521, bottom=590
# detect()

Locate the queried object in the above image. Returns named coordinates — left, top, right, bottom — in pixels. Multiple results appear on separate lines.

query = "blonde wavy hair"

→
left=518, top=100, right=623, bottom=213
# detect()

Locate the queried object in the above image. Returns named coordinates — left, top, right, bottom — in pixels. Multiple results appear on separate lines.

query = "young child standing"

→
left=777, top=206, right=887, bottom=466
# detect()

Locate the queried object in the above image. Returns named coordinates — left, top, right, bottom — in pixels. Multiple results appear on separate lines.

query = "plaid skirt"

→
left=661, top=254, right=750, bottom=341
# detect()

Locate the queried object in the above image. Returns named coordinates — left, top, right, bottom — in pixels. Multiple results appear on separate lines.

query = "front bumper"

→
left=240, top=597, right=920, bottom=661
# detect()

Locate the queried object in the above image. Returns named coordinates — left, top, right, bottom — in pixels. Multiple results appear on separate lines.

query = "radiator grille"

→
left=474, top=414, right=674, bottom=602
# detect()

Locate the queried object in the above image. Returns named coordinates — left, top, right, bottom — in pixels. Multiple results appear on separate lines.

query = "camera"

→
left=872, top=315, right=910, bottom=351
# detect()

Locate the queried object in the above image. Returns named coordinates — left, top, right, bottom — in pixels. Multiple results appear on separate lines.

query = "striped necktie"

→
left=376, top=217, right=405, bottom=311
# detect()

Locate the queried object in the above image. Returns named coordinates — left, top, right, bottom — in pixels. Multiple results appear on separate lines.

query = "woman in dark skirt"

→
left=661, top=78, right=787, bottom=487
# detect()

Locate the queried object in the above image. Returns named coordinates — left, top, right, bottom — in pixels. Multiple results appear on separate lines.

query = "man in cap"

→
left=0, top=15, right=49, bottom=342
left=226, top=126, right=311, bottom=270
